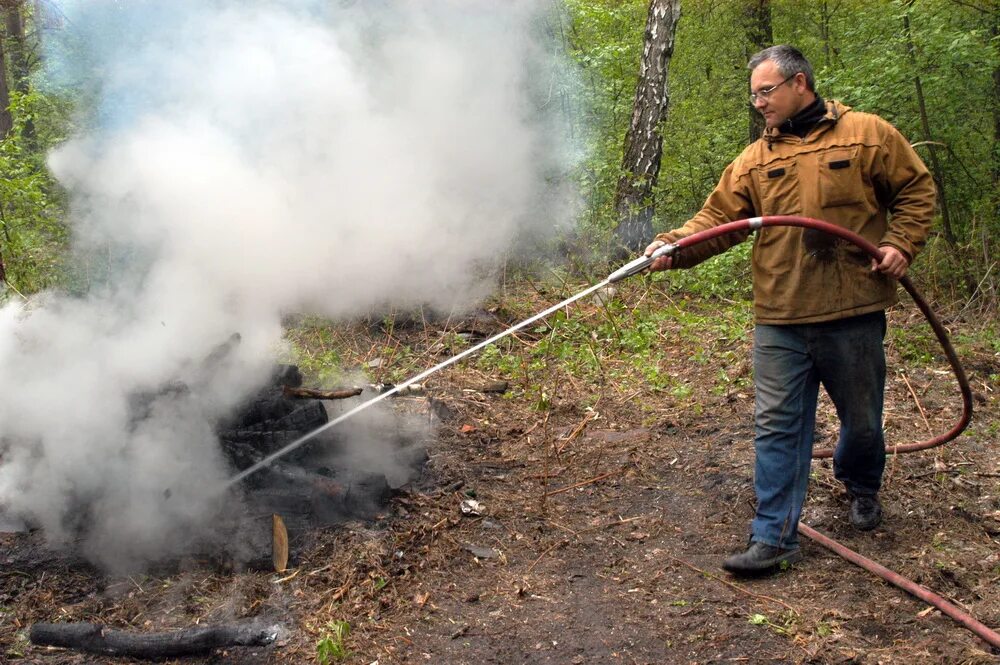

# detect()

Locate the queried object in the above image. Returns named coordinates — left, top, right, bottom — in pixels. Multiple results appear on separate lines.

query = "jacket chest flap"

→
left=751, top=144, right=869, bottom=218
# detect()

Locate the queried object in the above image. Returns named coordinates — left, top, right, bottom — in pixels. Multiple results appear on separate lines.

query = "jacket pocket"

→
left=756, top=157, right=801, bottom=216
left=819, top=147, right=865, bottom=208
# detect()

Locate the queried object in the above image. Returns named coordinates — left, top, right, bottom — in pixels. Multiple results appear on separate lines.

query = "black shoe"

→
left=722, top=541, right=803, bottom=575
left=849, top=494, right=883, bottom=531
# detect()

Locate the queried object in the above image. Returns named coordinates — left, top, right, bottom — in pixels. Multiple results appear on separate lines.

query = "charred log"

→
left=29, top=619, right=279, bottom=659
left=283, top=385, right=363, bottom=400
left=270, top=363, right=303, bottom=388
left=247, top=464, right=391, bottom=525
left=220, top=430, right=308, bottom=463
left=249, top=399, right=328, bottom=433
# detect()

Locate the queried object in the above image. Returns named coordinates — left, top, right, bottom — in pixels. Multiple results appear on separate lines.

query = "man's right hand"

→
left=644, top=239, right=674, bottom=271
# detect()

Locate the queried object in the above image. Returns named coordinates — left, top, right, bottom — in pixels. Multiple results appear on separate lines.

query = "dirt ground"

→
left=2, top=281, right=999, bottom=664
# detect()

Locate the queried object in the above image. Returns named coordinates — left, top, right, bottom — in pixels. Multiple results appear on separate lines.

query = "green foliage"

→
left=316, top=620, right=351, bottom=664
left=658, top=242, right=753, bottom=302
left=3, top=0, right=997, bottom=314
left=560, top=0, right=648, bottom=233
left=0, top=88, right=70, bottom=296
left=889, top=322, right=937, bottom=365
left=561, top=0, right=998, bottom=307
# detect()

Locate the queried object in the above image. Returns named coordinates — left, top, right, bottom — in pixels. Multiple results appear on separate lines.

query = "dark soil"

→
left=2, top=285, right=999, bottom=664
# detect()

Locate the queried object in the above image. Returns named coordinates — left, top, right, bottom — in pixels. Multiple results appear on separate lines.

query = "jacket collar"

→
left=764, top=100, right=850, bottom=148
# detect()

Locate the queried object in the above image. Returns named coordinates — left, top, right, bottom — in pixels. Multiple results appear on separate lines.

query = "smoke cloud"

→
left=0, top=0, right=575, bottom=571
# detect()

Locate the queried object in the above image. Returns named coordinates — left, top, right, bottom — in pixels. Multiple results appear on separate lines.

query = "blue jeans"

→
left=750, top=311, right=887, bottom=549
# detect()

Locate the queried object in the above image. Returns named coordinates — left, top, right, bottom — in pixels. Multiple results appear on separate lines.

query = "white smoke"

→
left=0, top=0, right=575, bottom=570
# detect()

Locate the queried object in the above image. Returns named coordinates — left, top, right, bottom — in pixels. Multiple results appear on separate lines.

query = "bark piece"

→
left=272, top=514, right=288, bottom=573
left=283, top=386, right=362, bottom=400
left=479, top=381, right=509, bottom=394
left=29, top=619, right=279, bottom=659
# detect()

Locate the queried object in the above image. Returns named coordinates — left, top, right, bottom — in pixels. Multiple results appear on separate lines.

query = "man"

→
left=644, top=45, right=935, bottom=575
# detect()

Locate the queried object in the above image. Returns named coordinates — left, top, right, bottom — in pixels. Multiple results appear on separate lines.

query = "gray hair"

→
left=748, top=45, right=815, bottom=91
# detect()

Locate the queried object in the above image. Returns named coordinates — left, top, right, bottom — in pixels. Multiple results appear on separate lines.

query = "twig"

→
left=325, top=580, right=352, bottom=609
left=546, top=520, right=579, bottom=536
left=526, top=471, right=563, bottom=480
left=555, top=409, right=598, bottom=455
left=899, top=372, right=933, bottom=435
left=664, top=554, right=798, bottom=615
left=526, top=539, right=569, bottom=574
left=577, top=515, right=645, bottom=535
left=1, top=279, right=29, bottom=302
left=516, top=419, right=545, bottom=440
left=542, top=470, right=621, bottom=497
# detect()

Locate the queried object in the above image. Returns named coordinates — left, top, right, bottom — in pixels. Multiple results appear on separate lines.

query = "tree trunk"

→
left=902, top=6, right=978, bottom=298
left=902, top=12, right=955, bottom=246
left=992, top=17, right=1000, bottom=195
left=818, top=0, right=832, bottom=69
left=0, top=30, right=11, bottom=138
left=612, top=0, right=682, bottom=255
left=3, top=0, right=34, bottom=142
left=744, top=0, right=772, bottom=144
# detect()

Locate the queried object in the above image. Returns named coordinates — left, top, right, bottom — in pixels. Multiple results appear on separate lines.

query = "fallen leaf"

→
left=464, top=543, right=498, bottom=559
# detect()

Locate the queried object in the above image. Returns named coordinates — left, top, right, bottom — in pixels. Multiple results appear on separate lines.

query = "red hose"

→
left=667, top=214, right=974, bottom=456
left=665, top=215, right=993, bottom=649
left=798, top=523, right=1000, bottom=649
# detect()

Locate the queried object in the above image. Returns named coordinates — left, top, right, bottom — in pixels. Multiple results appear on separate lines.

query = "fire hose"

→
left=228, top=214, right=994, bottom=649
left=615, top=214, right=993, bottom=649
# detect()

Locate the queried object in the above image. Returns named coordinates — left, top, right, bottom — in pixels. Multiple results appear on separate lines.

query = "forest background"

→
left=0, top=0, right=997, bottom=309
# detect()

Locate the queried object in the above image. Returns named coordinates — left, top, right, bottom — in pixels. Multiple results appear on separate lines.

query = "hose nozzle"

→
left=607, top=243, right=676, bottom=283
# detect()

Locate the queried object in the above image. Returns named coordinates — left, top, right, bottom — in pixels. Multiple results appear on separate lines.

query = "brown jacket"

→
left=655, top=100, right=935, bottom=324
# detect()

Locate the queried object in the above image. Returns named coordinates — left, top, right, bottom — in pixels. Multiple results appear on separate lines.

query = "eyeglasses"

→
left=750, top=74, right=796, bottom=104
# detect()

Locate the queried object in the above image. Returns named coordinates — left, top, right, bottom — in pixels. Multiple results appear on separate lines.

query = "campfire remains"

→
left=210, top=360, right=429, bottom=571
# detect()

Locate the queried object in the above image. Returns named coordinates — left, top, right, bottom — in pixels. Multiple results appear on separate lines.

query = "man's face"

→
left=750, top=59, right=810, bottom=129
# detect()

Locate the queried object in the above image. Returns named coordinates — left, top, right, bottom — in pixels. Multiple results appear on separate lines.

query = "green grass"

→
left=316, top=620, right=351, bottom=664
left=281, top=277, right=759, bottom=407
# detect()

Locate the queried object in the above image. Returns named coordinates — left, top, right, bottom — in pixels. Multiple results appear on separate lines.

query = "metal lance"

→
left=224, top=278, right=620, bottom=489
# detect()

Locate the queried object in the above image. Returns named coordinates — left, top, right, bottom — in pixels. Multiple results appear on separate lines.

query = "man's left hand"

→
left=871, top=245, right=909, bottom=279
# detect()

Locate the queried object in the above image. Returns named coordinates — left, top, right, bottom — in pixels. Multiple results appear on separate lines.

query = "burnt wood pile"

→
left=213, top=362, right=428, bottom=569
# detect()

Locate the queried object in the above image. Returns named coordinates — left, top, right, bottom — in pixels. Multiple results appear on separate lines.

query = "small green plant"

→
left=669, top=381, right=693, bottom=400
left=748, top=613, right=792, bottom=636
left=533, top=389, right=551, bottom=411
left=890, top=326, right=936, bottom=364
left=316, top=620, right=351, bottom=664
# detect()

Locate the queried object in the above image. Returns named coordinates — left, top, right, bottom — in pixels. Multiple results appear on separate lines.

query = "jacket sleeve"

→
left=653, top=160, right=755, bottom=269
left=873, top=121, right=936, bottom=262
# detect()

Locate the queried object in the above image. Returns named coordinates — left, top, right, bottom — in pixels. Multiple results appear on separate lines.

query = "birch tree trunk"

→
left=612, top=0, right=681, bottom=254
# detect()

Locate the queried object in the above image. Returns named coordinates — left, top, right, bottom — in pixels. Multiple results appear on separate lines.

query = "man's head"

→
left=748, top=45, right=817, bottom=129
